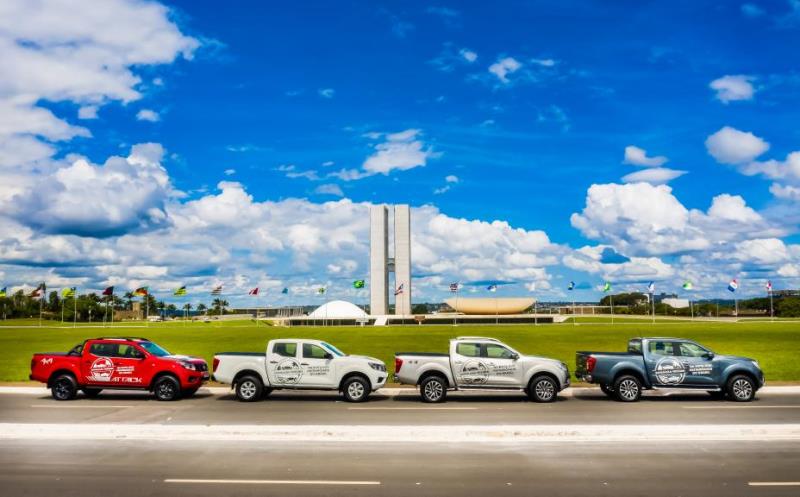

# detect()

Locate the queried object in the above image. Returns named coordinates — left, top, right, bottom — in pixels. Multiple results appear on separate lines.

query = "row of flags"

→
left=562, top=278, right=770, bottom=294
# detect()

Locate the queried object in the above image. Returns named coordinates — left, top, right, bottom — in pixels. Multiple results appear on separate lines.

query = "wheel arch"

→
left=47, top=369, right=78, bottom=388
left=612, top=368, right=647, bottom=387
left=724, top=369, right=759, bottom=389
left=527, top=371, right=559, bottom=391
left=148, top=371, right=180, bottom=391
left=232, top=369, right=265, bottom=388
left=417, top=369, right=450, bottom=388
left=339, top=371, right=371, bottom=391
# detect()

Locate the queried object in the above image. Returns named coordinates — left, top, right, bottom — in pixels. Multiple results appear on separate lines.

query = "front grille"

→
left=195, top=362, right=208, bottom=372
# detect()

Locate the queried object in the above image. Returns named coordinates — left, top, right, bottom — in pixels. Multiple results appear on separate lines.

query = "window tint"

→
left=118, top=344, right=144, bottom=359
left=273, top=342, right=297, bottom=357
left=456, top=343, right=480, bottom=357
left=69, top=343, right=84, bottom=356
left=648, top=341, right=677, bottom=356
left=303, top=344, right=329, bottom=359
left=679, top=342, right=709, bottom=358
left=628, top=339, right=642, bottom=354
left=484, top=344, right=515, bottom=359
left=89, top=343, right=116, bottom=357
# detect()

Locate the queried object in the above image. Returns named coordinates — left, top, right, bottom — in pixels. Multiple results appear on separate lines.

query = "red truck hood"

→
left=164, top=354, right=206, bottom=365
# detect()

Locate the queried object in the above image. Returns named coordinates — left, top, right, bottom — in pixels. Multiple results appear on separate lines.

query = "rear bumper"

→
left=576, top=372, right=593, bottom=383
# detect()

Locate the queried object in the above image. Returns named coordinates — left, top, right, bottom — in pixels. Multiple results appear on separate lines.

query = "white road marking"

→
left=683, top=406, right=800, bottom=410
left=748, top=482, right=800, bottom=486
left=30, top=404, right=133, bottom=409
left=165, top=479, right=380, bottom=486
left=348, top=407, right=478, bottom=410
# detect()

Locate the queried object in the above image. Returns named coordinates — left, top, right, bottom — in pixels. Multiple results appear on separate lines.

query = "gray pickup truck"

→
left=575, top=337, right=765, bottom=402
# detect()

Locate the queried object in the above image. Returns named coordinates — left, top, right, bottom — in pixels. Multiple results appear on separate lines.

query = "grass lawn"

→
left=1, top=318, right=799, bottom=383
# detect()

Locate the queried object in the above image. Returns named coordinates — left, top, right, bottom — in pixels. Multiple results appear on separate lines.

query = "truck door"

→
left=482, top=343, right=520, bottom=387
left=297, top=343, right=335, bottom=388
left=82, top=341, right=146, bottom=387
left=676, top=341, right=716, bottom=386
left=267, top=341, right=303, bottom=387
left=645, top=340, right=686, bottom=387
left=451, top=342, right=488, bottom=386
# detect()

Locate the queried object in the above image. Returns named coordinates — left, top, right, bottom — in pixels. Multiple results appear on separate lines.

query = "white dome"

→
left=308, top=300, right=368, bottom=319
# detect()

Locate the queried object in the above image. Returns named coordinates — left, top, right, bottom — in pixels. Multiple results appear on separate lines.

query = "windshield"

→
left=138, top=341, right=171, bottom=357
left=321, top=342, right=345, bottom=357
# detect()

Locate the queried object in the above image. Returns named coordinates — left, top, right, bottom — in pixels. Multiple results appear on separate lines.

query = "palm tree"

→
left=123, top=292, right=134, bottom=310
left=197, top=303, right=207, bottom=315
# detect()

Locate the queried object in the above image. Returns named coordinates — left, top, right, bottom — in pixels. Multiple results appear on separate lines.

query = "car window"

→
left=678, top=342, right=709, bottom=358
left=138, top=341, right=170, bottom=357
left=273, top=342, right=297, bottom=357
left=648, top=341, right=676, bottom=356
left=628, top=339, right=642, bottom=354
left=456, top=343, right=480, bottom=357
left=68, top=343, right=84, bottom=356
left=303, top=344, right=329, bottom=359
left=484, top=344, right=515, bottom=359
left=118, top=344, right=144, bottom=359
left=89, top=343, right=116, bottom=357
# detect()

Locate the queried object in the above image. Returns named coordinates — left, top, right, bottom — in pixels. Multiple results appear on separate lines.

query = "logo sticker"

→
left=40, top=358, right=53, bottom=366
left=274, top=358, right=303, bottom=384
left=459, top=360, right=490, bottom=385
left=654, top=357, right=686, bottom=385
left=87, top=357, right=115, bottom=382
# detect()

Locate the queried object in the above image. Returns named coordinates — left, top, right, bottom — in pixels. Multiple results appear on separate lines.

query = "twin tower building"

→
left=369, top=204, right=411, bottom=316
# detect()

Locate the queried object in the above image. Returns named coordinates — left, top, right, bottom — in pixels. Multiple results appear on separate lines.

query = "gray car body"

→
left=575, top=337, right=765, bottom=391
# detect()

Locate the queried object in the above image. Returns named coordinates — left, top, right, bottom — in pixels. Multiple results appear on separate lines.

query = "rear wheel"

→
left=82, top=388, right=102, bottom=398
left=235, top=375, right=263, bottom=402
left=528, top=375, right=558, bottom=403
left=51, top=374, right=77, bottom=401
left=153, top=375, right=181, bottom=401
left=727, top=375, right=756, bottom=402
left=342, top=376, right=370, bottom=403
left=613, top=375, right=642, bottom=402
left=419, top=375, right=447, bottom=403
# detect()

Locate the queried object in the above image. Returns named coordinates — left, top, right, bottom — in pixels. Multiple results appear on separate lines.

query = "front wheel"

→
left=153, top=376, right=181, bottom=401
left=613, top=375, right=642, bottom=402
left=727, top=375, right=756, bottom=402
left=235, top=375, right=263, bottom=402
left=419, top=376, right=447, bottom=403
left=342, top=376, right=370, bottom=403
left=51, top=374, right=78, bottom=401
left=528, top=375, right=558, bottom=403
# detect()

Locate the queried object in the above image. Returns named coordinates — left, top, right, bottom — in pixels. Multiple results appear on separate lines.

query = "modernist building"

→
left=369, top=204, right=411, bottom=315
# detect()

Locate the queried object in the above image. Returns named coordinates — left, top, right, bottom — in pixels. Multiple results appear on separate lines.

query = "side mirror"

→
left=324, top=352, right=334, bottom=360
left=511, top=353, right=520, bottom=360
left=703, top=352, right=715, bottom=360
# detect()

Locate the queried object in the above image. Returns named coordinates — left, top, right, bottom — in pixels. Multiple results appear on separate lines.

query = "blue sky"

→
left=1, top=0, right=800, bottom=306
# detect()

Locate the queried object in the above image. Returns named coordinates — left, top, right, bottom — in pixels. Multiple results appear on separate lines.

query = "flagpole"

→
left=610, top=294, right=614, bottom=325
left=573, top=297, right=576, bottom=326
left=73, top=291, right=77, bottom=328
left=690, top=299, right=694, bottom=320
left=769, top=290, right=774, bottom=321
left=455, top=285, right=459, bottom=327
left=61, top=295, right=65, bottom=324
left=651, top=292, right=655, bottom=325
left=38, top=287, right=43, bottom=328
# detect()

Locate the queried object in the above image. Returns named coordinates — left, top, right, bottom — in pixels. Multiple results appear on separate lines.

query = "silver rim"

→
left=534, top=379, right=555, bottom=401
left=618, top=379, right=639, bottom=401
left=424, top=379, right=443, bottom=401
left=348, top=381, right=365, bottom=400
left=239, top=380, right=257, bottom=400
left=732, top=378, right=753, bottom=400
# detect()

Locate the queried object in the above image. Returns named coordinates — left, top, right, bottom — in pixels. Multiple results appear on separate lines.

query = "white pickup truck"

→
left=212, top=339, right=388, bottom=402
left=394, top=337, right=570, bottom=403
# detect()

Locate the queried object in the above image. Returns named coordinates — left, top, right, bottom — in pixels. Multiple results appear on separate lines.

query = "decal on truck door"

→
left=88, top=357, right=115, bottom=382
left=654, top=357, right=685, bottom=385
left=458, top=360, right=490, bottom=385
left=274, top=358, right=304, bottom=384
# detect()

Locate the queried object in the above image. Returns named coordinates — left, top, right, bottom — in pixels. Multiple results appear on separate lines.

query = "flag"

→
left=317, top=287, right=326, bottom=295
left=766, top=280, right=773, bottom=292
left=568, top=281, right=575, bottom=291
left=353, top=280, right=365, bottom=289
left=61, top=287, right=76, bottom=298
left=211, top=285, right=222, bottom=295
left=602, top=282, right=612, bottom=293
left=102, top=286, right=114, bottom=296
left=395, top=283, right=404, bottom=295
left=728, top=279, right=738, bottom=292
left=281, top=287, right=289, bottom=294
left=248, top=287, right=259, bottom=296
left=29, top=283, right=45, bottom=298
left=449, top=283, right=460, bottom=292
left=174, top=286, right=187, bottom=296
left=0, top=287, right=6, bottom=298
left=133, top=287, right=148, bottom=297
left=647, top=281, right=655, bottom=293
left=487, top=284, right=497, bottom=292
left=682, top=281, right=693, bottom=291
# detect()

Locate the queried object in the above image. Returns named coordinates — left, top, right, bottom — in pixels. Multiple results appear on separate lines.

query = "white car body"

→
left=213, top=339, right=387, bottom=400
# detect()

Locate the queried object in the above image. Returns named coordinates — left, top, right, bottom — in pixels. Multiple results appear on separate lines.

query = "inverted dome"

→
left=308, top=300, right=368, bottom=319
left=445, top=297, right=535, bottom=315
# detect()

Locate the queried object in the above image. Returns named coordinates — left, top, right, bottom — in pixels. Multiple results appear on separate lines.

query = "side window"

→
left=628, top=340, right=642, bottom=354
left=648, top=341, right=676, bottom=356
left=456, top=343, right=480, bottom=357
left=89, top=343, right=118, bottom=357
left=484, top=344, right=515, bottom=359
left=118, top=344, right=145, bottom=359
left=69, top=343, right=84, bottom=356
left=303, top=344, right=329, bottom=359
left=678, top=342, right=709, bottom=358
left=273, top=342, right=297, bottom=358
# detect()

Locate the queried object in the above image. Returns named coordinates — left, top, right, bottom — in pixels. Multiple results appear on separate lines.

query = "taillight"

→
left=586, top=355, right=597, bottom=373
left=394, top=357, right=403, bottom=373
left=212, top=357, right=219, bottom=372
left=31, top=358, right=36, bottom=371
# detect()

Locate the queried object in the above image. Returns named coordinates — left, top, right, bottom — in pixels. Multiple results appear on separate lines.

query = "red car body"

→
left=30, top=337, right=209, bottom=400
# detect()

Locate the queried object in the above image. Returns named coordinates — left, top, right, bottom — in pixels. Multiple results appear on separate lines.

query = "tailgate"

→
left=574, top=352, right=591, bottom=376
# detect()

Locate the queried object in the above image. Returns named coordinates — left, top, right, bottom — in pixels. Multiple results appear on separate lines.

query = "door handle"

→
left=300, top=363, right=309, bottom=366
left=269, top=361, right=278, bottom=364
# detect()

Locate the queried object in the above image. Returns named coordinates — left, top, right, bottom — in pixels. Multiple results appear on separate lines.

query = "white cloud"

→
left=622, top=167, right=687, bottom=185
left=770, top=183, right=800, bottom=201
left=313, top=184, right=344, bottom=197
left=78, top=105, right=99, bottom=120
left=445, top=175, right=459, bottom=183
left=623, top=145, right=668, bottom=167
left=488, top=57, right=522, bottom=83
left=332, top=129, right=438, bottom=181
left=460, top=49, right=477, bottom=63
left=530, top=58, right=556, bottom=67
left=318, top=88, right=335, bottom=99
left=224, top=168, right=235, bottom=176
left=705, top=194, right=762, bottom=223
left=705, top=126, right=769, bottom=164
left=710, top=75, right=756, bottom=103
left=136, top=109, right=160, bottom=122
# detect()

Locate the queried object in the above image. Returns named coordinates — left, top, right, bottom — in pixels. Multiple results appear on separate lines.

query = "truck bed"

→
left=215, top=352, right=263, bottom=356
left=395, top=352, right=448, bottom=357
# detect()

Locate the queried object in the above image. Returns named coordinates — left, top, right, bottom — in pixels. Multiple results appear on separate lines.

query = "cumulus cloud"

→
left=488, top=57, right=522, bottom=83
left=710, top=75, right=756, bottom=103
left=318, top=88, right=335, bottom=99
left=705, top=126, right=769, bottom=164
left=623, top=145, right=668, bottom=167
left=332, top=129, right=439, bottom=180
left=622, top=167, right=687, bottom=185
left=460, top=49, right=477, bottom=62
left=313, top=184, right=344, bottom=197
left=136, top=109, right=160, bottom=122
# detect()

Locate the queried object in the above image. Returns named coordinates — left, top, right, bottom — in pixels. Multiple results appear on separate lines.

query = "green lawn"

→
left=2, top=318, right=799, bottom=382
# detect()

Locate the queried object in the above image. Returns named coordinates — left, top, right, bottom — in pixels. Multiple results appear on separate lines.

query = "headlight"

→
left=369, top=362, right=386, bottom=372
left=751, top=360, right=760, bottom=370
left=180, top=361, right=197, bottom=371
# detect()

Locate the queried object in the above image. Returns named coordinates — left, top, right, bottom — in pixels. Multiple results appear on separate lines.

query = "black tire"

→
left=528, top=375, right=558, bottom=403
left=419, top=375, right=447, bottom=403
left=153, top=375, right=181, bottom=401
left=342, top=376, right=370, bottom=403
left=82, top=388, right=102, bottom=398
left=600, top=384, right=614, bottom=397
left=726, top=374, right=756, bottom=402
left=51, top=374, right=78, bottom=401
left=182, top=388, right=199, bottom=398
left=707, top=390, right=726, bottom=399
left=613, top=375, right=642, bottom=402
left=235, top=375, right=263, bottom=402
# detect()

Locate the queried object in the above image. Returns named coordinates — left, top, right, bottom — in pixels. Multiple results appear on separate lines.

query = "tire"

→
left=235, top=375, right=263, bottom=402
left=182, top=388, right=199, bottom=398
left=726, top=374, right=756, bottom=402
left=153, top=375, right=181, bottom=401
left=528, top=375, right=558, bottom=403
left=82, top=388, right=102, bottom=398
left=600, top=384, right=614, bottom=397
left=342, top=376, right=370, bottom=403
left=51, top=374, right=78, bottom=401
left=613, top=375, right=642, bottom=402
left=707, top=390, right=726, bottom=399
left=419, top=375, right=447, bottom=403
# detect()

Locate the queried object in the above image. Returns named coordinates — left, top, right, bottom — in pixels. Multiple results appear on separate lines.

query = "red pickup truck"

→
left=30, top=337, right=209, bottom=401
